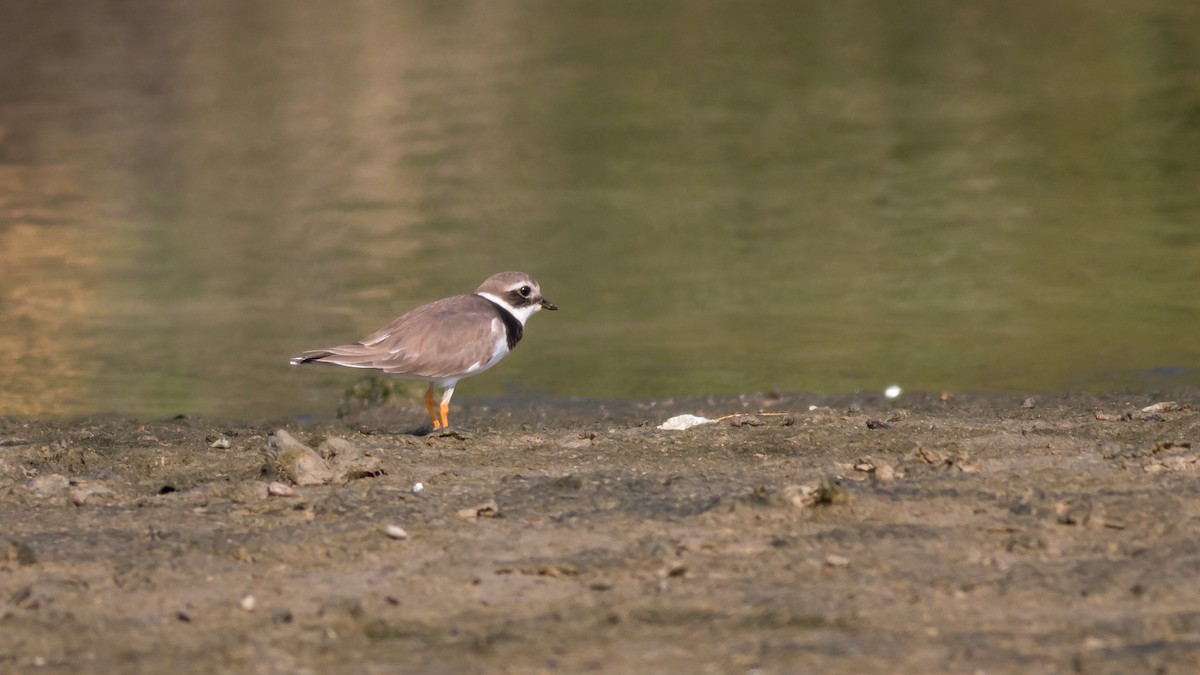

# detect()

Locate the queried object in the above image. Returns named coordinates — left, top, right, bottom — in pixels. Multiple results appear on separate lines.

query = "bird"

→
left=291, top=271, right=557, bottom=430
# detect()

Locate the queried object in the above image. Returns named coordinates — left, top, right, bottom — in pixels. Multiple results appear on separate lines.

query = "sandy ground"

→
left=2, top=391, right=1199, bottom=674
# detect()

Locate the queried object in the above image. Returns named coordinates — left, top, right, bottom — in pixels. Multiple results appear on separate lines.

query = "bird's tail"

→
left=290, top=351, right=335, bottom=366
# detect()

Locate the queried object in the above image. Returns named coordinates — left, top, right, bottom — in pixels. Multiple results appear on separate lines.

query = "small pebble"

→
left=412, top=482, right=424, bottom=494
left=1141, top=401, right=1181, bottom=414
left=884, top=385, right=902, bottom=399
left=210, top=437, right=231, bottom=449
left=825, top=554, right=851, bottom=567
left=1021, top=397, right=1037, bottom=409
left=268, top=430, right=335, bottom=486
left=240, top=595, right=257, bottom=611
left=658, top=414, right=715, bottom=431
left=875, top=463, right=896, bottom=482
left=267, top=482, right=296, bottom=497
left=382, top=524, right=409, bottom=540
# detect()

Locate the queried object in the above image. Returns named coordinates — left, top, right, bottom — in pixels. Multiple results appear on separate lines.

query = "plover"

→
left=291, top=271, right=557, bottom=429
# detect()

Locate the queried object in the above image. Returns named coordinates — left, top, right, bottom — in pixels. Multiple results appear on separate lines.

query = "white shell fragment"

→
left=1141, top=401, right=1181, bottom=413
left=383, top=524, right=409, bottom=540
left=884, top=385, right=902, bottom=399
left=658, top=414, right=716, bottom=431
left=412, top=482, right=425, bottom=494
left=267, top=482, right=296, bottom=497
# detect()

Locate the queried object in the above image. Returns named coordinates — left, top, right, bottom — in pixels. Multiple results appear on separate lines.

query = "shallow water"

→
left=1, top=1, right=1197, bottom=417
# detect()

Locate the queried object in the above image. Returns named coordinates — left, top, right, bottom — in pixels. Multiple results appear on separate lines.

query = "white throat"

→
left=476, top=291, right=540, bottom=326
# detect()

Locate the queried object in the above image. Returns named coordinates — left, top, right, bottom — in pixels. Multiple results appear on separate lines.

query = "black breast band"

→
left=483, top=299, right=523, bottom=350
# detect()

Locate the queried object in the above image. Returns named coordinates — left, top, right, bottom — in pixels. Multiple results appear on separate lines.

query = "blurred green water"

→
left=0, top=1, right=1196, bottom=417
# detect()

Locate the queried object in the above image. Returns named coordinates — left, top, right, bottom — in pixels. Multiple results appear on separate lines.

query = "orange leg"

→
left=438, top=383, right=457, bottom=430
left=424, top=385, right=441, bottom=430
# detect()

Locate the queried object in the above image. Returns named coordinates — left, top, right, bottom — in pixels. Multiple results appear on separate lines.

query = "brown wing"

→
left=295, top=294, right=503, bottom=379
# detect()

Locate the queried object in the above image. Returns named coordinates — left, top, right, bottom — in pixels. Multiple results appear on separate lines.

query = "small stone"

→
left=267, top=482, right=296, bottom=497
left=825, top=554, right=850, bottom=567
left=268, top=430, right=334, bottom=485
left=658, top=414, right=715, bottom=431
left=865, top=419, right=891, bottom=429
left=382, top=524, right=409, bottom=540
left=884, top=385, right=902, bottom=399
left=1094, top=411, right=1116, bottom=421
left=319, top=437, right=382, bottom=483
left=875, top=463, right=897, bottom=482
left=210, top=436, right=232, bottom=449
left=411, top=482, right=424, bottom=494
left=1141, top=401, right=1181, bottom=413
left=240, top=595, right=257, bottom=612
left=1021, top=397, right=1037, bottom=409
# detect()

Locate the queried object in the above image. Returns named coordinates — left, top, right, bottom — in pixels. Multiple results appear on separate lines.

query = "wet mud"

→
left=2, top=391, right=1199, bottom=673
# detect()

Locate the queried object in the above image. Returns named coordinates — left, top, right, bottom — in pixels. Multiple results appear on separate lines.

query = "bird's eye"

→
left=518, top=286, right=532, bottom=297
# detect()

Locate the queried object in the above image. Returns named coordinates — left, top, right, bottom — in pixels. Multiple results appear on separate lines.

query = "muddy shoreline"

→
left=2, top=391, right=1199, bottom=673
